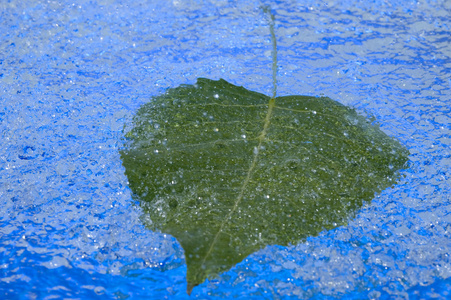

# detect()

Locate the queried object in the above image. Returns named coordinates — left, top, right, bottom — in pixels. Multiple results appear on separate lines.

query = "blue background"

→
left=1, top=0, right=450, bottom=298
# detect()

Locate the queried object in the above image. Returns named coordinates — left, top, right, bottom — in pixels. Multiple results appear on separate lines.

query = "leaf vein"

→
left=199, top=99, right=276, bottom=271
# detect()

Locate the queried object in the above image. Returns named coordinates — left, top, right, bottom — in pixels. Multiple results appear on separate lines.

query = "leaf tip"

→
left=187, top=282, right=197, bottom=296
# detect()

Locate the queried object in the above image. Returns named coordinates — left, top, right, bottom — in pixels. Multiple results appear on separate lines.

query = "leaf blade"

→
left=120, top=78, right=409, bottom=293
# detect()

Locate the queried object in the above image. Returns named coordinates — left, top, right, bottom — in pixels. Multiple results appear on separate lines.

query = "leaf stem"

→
left=262, top=6, right=278, bottom=99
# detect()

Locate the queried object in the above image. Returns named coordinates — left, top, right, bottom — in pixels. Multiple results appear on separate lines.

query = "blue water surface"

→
left=1, top=0, right=450, bottom=299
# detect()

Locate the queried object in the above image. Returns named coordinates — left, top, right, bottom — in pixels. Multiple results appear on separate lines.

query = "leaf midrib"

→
left=198, top=97, right=277, bottom=273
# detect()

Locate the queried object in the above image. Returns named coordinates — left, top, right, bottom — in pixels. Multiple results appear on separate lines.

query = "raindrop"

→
left=18, top=145, right=39, bottom=160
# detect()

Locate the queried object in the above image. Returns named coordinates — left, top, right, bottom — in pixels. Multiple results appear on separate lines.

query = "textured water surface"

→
left=1, top=0, right=450, bottom=299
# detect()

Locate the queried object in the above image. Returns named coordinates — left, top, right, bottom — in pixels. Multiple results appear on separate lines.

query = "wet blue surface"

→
left=1, top=0, right=450, bottom=299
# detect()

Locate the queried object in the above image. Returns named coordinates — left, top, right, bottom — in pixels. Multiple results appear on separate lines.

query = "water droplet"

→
left=214, top=94, right=219, bottom=99
left=18, top=145, right=38, bottom=160
left=154, top=149, right=159, bottom=154
left=241, top=134, right=246, bottom=139
left=154, top=123, right=160, bottom=129
left=214, top=128, right=219, bottom=132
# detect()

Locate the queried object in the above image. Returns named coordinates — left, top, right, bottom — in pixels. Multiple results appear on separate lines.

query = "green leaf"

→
left=120, top=78, right=409, bottom=294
